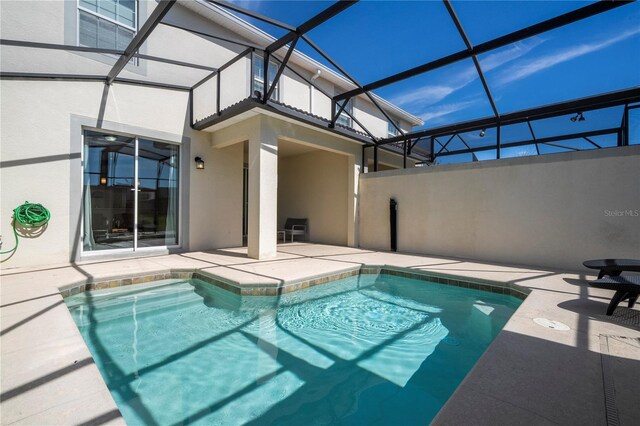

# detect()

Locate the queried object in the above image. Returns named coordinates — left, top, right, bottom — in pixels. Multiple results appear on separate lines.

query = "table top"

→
left=583, top=259, right=640, bottom=270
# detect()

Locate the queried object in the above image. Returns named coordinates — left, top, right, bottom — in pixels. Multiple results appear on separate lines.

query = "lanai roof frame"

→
left=1, top=0, right=638, bottom=163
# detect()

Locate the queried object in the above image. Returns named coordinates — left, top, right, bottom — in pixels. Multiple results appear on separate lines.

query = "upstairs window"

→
left=79, top=0, right=137, bottom=51
left=335, top=98, right=353, bottom=128
left=388, top=120, right=401, bottom=137
left=252, top=53, right=279, bottom=101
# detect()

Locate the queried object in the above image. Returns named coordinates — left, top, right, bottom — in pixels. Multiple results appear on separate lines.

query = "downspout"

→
left=309, top=69, right=321, bottom=114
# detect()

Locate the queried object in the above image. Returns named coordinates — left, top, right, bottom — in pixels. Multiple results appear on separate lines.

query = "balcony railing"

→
left=192, top=48, right=254, bottom=125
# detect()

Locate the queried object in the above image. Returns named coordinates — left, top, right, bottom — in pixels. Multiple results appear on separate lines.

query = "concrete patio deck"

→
left=1, top=243, right=638, bottom=425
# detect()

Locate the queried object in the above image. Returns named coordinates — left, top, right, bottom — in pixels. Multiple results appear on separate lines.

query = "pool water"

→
left=65, top=273, right=521, bottom=425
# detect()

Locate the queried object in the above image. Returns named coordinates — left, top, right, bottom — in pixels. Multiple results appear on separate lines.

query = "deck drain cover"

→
left=533, top=318, right=570, bottom=331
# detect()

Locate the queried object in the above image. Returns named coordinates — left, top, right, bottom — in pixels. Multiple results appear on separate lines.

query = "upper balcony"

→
left=191, top=48, right=422, bottom=150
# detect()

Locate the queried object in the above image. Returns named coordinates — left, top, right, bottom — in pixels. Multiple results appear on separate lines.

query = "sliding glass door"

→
left=83, top=130, right=179, bottom=253
left=136, top=138, right=179, bottom=248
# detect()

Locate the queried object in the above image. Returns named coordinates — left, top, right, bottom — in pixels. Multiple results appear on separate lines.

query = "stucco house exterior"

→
left=0, top=0, right=423, bottom=269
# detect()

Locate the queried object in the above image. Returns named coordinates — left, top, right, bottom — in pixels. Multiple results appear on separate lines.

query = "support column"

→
left=247, top=118, right=278, bottom=259
left=347, top=155, right=360, bottom=247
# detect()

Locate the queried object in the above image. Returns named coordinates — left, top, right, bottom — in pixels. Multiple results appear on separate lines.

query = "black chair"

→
left=589, top=275, right=640, bottom=315
left=282, top=218, right=307, bottom=242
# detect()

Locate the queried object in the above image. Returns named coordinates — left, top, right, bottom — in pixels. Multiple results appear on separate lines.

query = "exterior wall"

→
left=353, top=98, right=389, bottom=137
left=311, top=78, right=334, bottom=121
left=278, top=150, right=349, bottom=246
left=0, top=81, right=179, bottom=268
left=280, top=68, right=309, bottom=112
left=211, top=114, right=363, bottom=247
left=352, top=98, right=412, bottom=139
left=0, top=1, right=249, bottom=87
left=189, top=139, right=243, bottom=251
left=0, top=0, right=419, bottom=134
left=0, top=0, right=416, bottom=268
left=219, top=56, right=251, bottom=109
left=193, top=74, right=218, bottom=122
left=359, top=146, right=640, bottom=271
left=0, top=79, right=244, bottom=269
left=211, top=114, right=363, bottom=159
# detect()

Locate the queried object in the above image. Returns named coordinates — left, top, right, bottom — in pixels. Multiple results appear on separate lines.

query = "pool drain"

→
left=443, top=336, right=460, bottom=346
left=533, top=317, right=570, bottom=331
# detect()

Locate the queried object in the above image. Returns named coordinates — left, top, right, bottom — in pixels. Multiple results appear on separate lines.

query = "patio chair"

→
left=589, top=275, right=640, bottom=315
left=582, top=259, right=640, bottom=279
left=282, top=218, right=307, bottom=242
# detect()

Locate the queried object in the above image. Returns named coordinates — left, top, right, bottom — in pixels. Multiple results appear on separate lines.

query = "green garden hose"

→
left=0, top=202, right=51, bottom=255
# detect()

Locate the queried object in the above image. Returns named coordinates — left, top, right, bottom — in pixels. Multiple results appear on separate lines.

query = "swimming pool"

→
left=65, top=272, right=521, bottom=425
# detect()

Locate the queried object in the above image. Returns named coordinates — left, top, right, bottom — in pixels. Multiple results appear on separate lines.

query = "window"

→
left=252, top=53, right=280, bottom=101
left=335, top=98, right=353, bottom=128
left=388, top=120, right=401, bottom=137
left=78, top=0, right=136, bottom=50
left=83, top=130, right=179, bottom=252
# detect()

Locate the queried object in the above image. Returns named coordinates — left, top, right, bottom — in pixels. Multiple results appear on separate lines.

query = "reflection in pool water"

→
left=65, top=273, right=521, bottom=425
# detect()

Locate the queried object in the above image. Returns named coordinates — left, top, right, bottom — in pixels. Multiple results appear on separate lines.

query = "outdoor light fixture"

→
left=571, top=112, right=585, bottom=122
left=104, top=135, right=118, bottom=142
left=100, top=177, right=107, bottom=185
left=479, top=128, right=486, bottom=137
left=194, top=156, right=205, bottom=170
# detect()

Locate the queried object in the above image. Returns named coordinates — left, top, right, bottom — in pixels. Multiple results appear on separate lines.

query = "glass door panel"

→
left=83, top=131, right=136, bottom=251
left=136, top=138, right=179, bottom=247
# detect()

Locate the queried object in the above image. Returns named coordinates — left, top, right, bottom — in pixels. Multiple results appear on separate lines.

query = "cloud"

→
left=390, top=39, right=543, bottom=109
left=496, top=27, right=640, bottom=85
left=391, top=84, right=460, bottom=107
left=481, top=38, right=545, bottom=72
left=419, top=99, right=479, bottom=122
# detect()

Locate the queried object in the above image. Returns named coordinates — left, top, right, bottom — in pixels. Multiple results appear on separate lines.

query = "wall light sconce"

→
left=479, top=128, right=486, bottom=137
left=100, top=177, right=107, bottom=185
left=194, top=156, right=205, bottom=170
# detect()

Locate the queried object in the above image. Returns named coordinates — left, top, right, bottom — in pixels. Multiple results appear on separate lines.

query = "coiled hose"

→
left=0, top=202, right=51, bottom=255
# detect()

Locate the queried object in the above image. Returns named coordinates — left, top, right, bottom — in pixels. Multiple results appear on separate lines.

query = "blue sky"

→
left=227, top=0, right=640, bottom=130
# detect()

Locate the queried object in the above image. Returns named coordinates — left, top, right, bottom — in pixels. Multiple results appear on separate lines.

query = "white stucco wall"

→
left=211, top=113, right=363, bottom=248
left=219, top=56, right=251, bottom=110
left=0, top=78, right=244, bottom=269
left=0, top=0, right=417, bottom=269
left=353, top=98, right=388, bottom=137
left=193, top=74, right=218, bottom=122
left=0, top=1, right=246, bottom=87
left=311, top=78, right=334, bottom=121
left=189, top=139, right=243, bottom=251
left=280, top=68, right=309, bottom=111
left=0, top=81, right=180, bottom=268
left=278, top=150, right=349, bottom=246
left=1, top=0, right=419, bottom=132
left=359, top=147, right=640, bottom=271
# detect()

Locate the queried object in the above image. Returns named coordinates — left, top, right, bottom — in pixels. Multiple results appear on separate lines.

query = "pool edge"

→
left=58, top=265, right=530, bottom=300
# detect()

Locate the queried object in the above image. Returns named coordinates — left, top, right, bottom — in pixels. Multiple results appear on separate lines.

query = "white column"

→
left=247, top=118, right=278, bottom=259
left=347, top=155, right=360, bottom=247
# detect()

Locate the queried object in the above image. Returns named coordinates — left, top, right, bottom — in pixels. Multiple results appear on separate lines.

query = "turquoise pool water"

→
left=65, top=273, right=521, bottom=425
